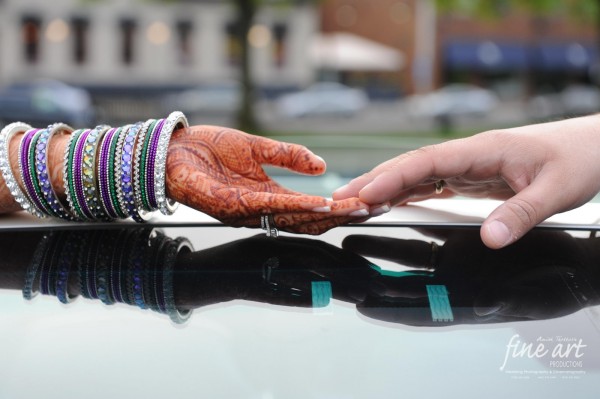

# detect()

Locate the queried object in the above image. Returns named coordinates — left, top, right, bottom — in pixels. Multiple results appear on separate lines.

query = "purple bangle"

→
left=19, top=129, right=47, bottom=215
left=146, top=119, right=165, bottom=209
left=98, top=127, right=118, bottom=218
left=73, top=129, right=94, bottom=220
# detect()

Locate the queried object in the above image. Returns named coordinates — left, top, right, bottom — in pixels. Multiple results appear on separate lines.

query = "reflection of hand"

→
left=342, top=229, right=599, bottom=326
left=333, top=115, right=600, bottom=248
left=175, top=234, right=377, bottom=309
left=167, top=126, right=368, bottom=234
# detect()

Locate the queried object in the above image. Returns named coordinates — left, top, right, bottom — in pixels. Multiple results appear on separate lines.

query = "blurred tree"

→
left=228, top=0, right=318, bottom=133
left=149, top=0, right=316, bottom=133
left=435, top=0, right=598, bottom=23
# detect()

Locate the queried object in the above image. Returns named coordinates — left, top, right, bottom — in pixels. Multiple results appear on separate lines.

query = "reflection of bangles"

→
left=23, top=228, right=195, bottom=324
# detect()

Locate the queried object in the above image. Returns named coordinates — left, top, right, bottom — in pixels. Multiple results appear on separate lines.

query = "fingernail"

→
left=312, top=206, right=331, bottom=213
left=350, top=209, right=369, bottom=217
left=486, top=220, right=512, bottom=247
left=370, top=204, right=390, bottom=217
left=315, top=155, right=325, bottom=164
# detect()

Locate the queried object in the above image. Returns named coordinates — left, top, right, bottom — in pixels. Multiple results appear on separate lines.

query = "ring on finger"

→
left=434, top=180, right=446, bottom=195
left=260, top=214, right=279, bottom=238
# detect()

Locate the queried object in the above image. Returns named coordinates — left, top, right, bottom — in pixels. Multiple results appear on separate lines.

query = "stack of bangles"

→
left=0, top=111, right=188, bottom=222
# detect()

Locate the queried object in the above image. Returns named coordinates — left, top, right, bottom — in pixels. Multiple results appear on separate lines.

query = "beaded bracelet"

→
left=115, top=123, right=152, bottom=222
left=33, top=124, right=75, bottom=220
left=0, top=122, right=46, bottom=218
left=133, top=119, right=158, bottom=213
left=98, top=127, right=120, bottom=219
left=153, top=111, right=188, bottom=215
left=81, top=125, right=111, bottom=221
left=19, top=128, right=50, bottom=217
left=64, top=129, right=88, bottom=220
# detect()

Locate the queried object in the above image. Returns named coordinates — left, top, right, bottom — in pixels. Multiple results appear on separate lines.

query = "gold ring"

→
left=435, top=180, right=445, bottom=195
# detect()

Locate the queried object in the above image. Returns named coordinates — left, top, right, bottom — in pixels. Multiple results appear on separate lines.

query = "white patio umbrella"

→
left=310, top=32, right=405, bottom=71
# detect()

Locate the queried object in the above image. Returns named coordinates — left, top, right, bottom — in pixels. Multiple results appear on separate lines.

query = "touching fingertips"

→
left=332, top=184, right=352, bottom=200
left=350, top=209, right=369, bottom=217
left=370, top=203, right=391, bottom=217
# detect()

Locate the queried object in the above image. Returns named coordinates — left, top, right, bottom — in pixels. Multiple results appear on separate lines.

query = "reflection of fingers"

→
left=288, top=216, right=358, bottom=235
left=253, top=137, right=326, bottom=175
left=342, top=235, right=433, bottom=267
left=224, top=210, right=361, bottom=232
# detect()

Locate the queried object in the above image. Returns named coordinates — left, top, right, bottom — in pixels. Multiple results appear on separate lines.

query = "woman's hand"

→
left=167, top=125, right=368, bottom=234
left=334, top=115, right=600, bottom=248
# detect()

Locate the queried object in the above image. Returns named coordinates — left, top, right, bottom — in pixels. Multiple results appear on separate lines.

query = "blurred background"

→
left=0, top=0, right=598, bottom=194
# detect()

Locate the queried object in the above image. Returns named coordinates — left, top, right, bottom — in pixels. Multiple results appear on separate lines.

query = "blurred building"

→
left=321, top=0, right=599, bottom=98
left=0, top=0, right=317, bottom=88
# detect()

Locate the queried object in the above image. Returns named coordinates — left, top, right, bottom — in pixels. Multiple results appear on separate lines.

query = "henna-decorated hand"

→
left=166, top=126, right=368, bottom=234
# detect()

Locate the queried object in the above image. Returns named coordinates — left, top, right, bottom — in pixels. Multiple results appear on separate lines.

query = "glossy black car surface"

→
left=1, top=221, right=599, bottom=398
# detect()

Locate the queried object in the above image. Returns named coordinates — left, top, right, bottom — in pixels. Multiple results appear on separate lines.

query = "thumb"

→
left=481, top=179, right=566, bottom=249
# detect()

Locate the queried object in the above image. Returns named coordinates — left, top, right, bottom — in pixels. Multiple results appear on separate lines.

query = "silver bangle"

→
left=0, top=122, right=46, bottom=218
left=154, top=111, right=188, bottom=215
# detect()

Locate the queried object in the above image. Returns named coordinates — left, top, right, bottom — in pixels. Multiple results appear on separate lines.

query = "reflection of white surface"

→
left=2, top=290, right=600, bottom=399
left=2, top=199, right=600, bottom=230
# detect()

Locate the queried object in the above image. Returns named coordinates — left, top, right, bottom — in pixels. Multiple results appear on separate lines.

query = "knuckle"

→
left=504, top=197, right=539, bottom=230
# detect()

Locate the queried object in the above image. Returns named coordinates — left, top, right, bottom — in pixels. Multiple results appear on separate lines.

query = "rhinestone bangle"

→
left=82, top=125, right=111, bottom=221
left=116, top=123, right=151, bottom=222
left=34, top=124, right=75, bottom=220
left=153, top=111, right=188, bottom=215
left=0, top=122, right=47, bottom=218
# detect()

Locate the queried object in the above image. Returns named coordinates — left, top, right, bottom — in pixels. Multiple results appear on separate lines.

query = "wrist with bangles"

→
left=0, top=111, right=188, bottom=223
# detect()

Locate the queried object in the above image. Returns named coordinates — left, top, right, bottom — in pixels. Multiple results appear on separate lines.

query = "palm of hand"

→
left=166, top=126, right=364, bottom=233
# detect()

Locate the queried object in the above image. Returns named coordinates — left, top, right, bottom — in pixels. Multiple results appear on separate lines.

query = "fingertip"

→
left=332, top=184, right=349, bottom=200
left=481, top=219, right=514, bottom=249
left=311, top=154, right=327, bottom=175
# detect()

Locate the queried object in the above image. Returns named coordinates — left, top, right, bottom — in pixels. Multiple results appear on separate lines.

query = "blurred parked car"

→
left=528, top=84, right=600, bottom=120
left=161, top=81, right=241, bottom=115
left=0, top=79, right=95, bottom=127
left=276, top=82, right=369, bottom=118
left=406, top=83, right=499, bottom=120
